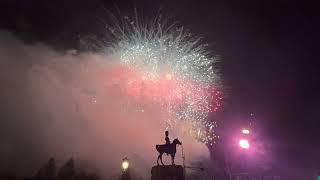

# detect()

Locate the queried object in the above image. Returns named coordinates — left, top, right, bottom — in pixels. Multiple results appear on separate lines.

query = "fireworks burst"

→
left=99, top=13, right=222, bottom=145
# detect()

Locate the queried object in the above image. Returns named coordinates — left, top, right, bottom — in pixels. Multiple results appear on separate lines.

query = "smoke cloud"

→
left=0, top=31, right=210, bottom=179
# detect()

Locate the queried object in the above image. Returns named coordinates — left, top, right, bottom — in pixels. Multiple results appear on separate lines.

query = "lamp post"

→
left=121, top=157, right=130, bottom=180
left=239, top=128, right=250, bottom=149
left=122, top=158, right=129, bottom=172
left=239, top=139, right=250, bottom=149
left=242, top=129, right=250, bottom=134
left=238, top=128, right=251, bottom=174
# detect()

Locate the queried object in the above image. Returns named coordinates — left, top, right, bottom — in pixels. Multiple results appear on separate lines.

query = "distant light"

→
left=239, top=139, right=250, bottom=149
left=242, top=129, right=250, bottom=134
left=122, top=158, right=129, bottom=171
left=165, top=73, right=172, bottom=80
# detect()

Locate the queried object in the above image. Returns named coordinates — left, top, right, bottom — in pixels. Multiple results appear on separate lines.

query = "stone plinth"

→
left=151, top=165, right=185, bottom=180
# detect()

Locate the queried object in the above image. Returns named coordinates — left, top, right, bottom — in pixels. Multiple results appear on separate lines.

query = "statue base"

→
left=151, top=165, right=185, bottom=180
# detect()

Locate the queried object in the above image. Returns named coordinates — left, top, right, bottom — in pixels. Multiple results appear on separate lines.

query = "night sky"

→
left=1, top=0, right=320, bottom=169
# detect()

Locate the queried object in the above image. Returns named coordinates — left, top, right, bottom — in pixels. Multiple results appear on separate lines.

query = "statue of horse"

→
left=155, top=138, right=182, bottom=165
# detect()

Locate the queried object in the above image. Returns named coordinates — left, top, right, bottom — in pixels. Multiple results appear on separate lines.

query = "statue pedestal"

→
left=151, top=165, right=185, bottom=180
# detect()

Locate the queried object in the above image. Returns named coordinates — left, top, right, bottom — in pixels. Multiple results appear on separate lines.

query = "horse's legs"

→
left=157, top=155, right=159, bottom=165
left=160, top=153, right=164, bottom=165
left=157, top=154, right=162, bottom=165
left=171, top=153, right=175, bottom=165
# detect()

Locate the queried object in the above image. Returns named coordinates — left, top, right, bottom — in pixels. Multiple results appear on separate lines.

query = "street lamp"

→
left=242, top=129, right=250, bottom=134
left=120, top=157, right=131, bottom=180
left=239, top=139, right=250, bottom=149
left=122, top=158, right=129, bottom=172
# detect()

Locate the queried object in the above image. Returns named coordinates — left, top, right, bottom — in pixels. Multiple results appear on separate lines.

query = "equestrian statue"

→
left=155, top=131, right=182, bottom=165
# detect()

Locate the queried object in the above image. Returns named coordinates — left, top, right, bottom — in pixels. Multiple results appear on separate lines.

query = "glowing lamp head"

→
left=239, top=139, right=250, bottom=149
left=122, top=158, right=129, bottom=171
left=165, top=73, right=172, bottom=80
left=242, top=129, right=250, bottom=134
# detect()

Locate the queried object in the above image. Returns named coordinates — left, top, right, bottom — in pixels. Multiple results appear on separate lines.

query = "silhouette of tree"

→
left=58, top=158, right=75, bottom=179
left=36, top=157, right=56, bottom=177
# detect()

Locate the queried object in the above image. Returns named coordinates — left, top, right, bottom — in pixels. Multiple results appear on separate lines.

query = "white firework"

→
left=101, top=12, right=222, bottom=144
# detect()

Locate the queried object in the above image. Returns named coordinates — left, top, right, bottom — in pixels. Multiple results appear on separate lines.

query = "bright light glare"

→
left=239, top=139, right=250, bottom=149
left=165, top=73, right=172, bottom=80
left=122, top=160, right=129, bottom=171
left=242, top=129, right=250, bottom=134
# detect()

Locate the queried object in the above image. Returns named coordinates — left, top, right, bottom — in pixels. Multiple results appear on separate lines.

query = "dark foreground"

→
left=151, top=165, right=184, bottom=180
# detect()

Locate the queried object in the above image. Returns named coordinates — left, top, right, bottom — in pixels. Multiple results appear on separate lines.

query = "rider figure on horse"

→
left=165, top=131, right=170, bottom=145
left=156, top=131, right=182, bottom=165
left=165, top=131, right=170, bottom=155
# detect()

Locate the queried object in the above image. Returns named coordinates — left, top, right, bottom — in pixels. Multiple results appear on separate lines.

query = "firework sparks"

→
left=100, top=13, right=222, bottom=144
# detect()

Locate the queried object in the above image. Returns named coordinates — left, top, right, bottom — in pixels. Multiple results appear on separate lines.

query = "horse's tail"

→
left=155, top=145, right=160, bottom=151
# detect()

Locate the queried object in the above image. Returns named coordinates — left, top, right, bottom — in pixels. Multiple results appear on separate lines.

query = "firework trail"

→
left=92, top=12, right=223, bottom=145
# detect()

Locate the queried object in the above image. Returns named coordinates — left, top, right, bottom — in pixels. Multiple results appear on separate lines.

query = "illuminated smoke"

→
left=0, top=12, right=222, bottom=179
